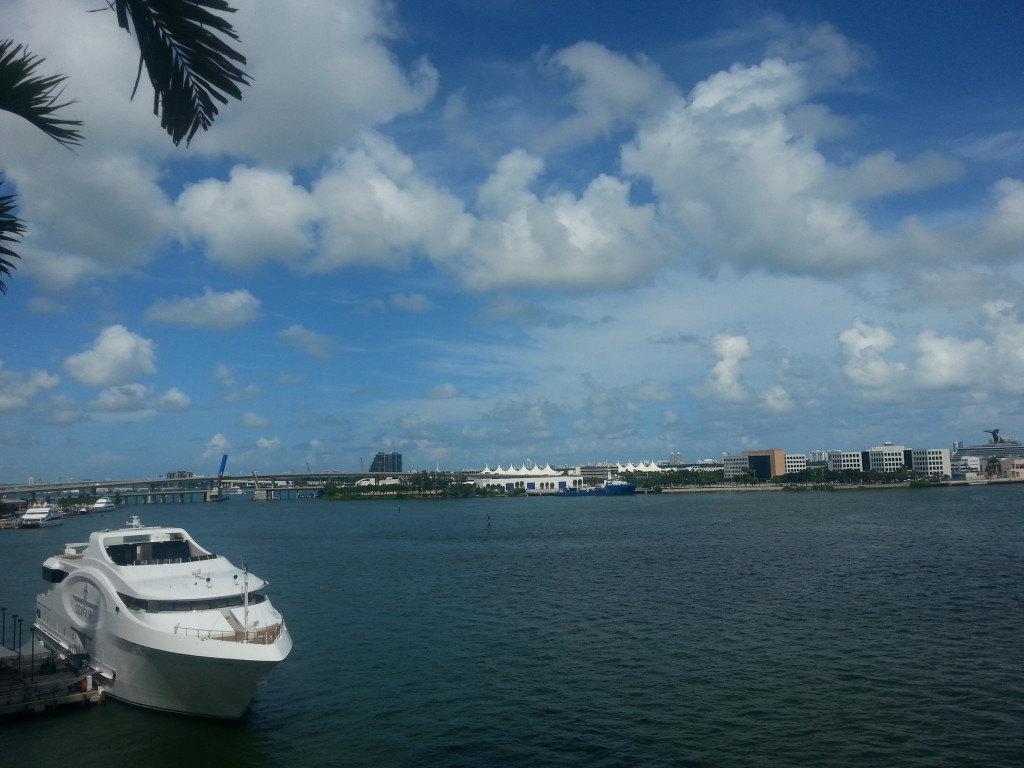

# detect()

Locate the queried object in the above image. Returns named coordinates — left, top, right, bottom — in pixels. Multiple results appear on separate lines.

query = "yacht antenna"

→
left=242, top=562, right=249, bottom=643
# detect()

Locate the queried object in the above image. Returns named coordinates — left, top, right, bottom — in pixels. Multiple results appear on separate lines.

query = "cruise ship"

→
left=953, top=429, right=1024, bottom=462
left=34, top=515, right=292, bottom=718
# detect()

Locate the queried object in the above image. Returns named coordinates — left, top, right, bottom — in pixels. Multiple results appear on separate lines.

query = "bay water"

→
left=1, top=486, right=1020, bottom=767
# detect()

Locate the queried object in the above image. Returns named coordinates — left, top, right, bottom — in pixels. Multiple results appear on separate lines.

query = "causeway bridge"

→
left=1, top=471, right=416, bottom=506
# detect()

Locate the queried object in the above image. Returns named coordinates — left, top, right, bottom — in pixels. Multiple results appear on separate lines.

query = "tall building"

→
left=369, top=452, right=402, bottom=472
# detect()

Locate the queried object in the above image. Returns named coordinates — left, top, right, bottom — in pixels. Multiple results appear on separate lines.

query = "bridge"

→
left=0, top=471, right=417, bottom=506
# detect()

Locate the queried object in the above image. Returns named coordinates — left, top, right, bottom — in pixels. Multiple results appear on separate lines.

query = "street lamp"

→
left=30, top=626, right=36, bottom=684
left=16, top=617, right=23, bottom=672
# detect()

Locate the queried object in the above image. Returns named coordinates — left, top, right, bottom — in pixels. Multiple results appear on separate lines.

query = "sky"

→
left=2, top=0, right=1023, bottom=482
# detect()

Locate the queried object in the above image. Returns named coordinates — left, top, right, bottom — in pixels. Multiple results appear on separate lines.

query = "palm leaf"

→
left=0, top=179, right=27, bottom=294
left=113, top=0, right=250, bottom=145
left=0, top=40, right=83, bottom=148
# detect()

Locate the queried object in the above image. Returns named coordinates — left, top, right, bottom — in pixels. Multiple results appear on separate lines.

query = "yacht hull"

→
left=102, top=636, right=283, bottom=718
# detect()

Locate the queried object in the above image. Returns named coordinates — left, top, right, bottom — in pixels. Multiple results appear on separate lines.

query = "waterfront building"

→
left=722, top=454, right=752, bottom=480
left=616, top=460, right=667, bottom=473
left=867, top=443, right=907, bottom=473
left=784, top=454, right=808, bottom=474
left=468, top=462, right=583, bottom=493
left=827, top=451, right=864, bottom=472
left=910, top=448, right=952, bottom=478
left=369, top=452, right=402, bottom=473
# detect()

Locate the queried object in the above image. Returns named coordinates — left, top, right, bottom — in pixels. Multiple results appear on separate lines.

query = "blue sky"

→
left=2, top=0, right=1023, bottom=482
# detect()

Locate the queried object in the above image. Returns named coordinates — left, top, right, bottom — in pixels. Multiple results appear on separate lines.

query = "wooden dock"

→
left=0, top=644, right=105, bottom=717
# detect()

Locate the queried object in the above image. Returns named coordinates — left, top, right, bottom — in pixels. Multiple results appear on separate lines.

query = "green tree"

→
left=0, top=0, right=249, bottom=292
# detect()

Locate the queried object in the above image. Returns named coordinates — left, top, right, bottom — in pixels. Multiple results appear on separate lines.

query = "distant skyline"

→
left=2, top=0, right=1023, bottom=482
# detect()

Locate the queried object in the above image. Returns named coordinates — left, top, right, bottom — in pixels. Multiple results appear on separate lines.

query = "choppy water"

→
left=1, top=487, right=1020, bottom=767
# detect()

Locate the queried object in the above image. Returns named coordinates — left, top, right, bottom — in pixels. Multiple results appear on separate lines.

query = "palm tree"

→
left=0, top=0, right=249, bottom=292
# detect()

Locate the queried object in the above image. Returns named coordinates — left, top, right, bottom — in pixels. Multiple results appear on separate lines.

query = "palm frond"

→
left=0, top=40, right=83, bottom=148
left=0, top=178, right=27, bottom=294
left=113, top=0, right=250, bottom=146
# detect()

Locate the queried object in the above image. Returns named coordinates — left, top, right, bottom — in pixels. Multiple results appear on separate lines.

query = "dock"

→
left=0, top=641, right=105, bottom=717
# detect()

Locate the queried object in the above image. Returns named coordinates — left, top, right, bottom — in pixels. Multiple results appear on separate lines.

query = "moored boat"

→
left=90, top=496, right=117, bottom=512
left=34, top=514, right=291, bottom=718
left=555, top=475, right=637, bottom=496
left=18, top=502, right=64, bottom=527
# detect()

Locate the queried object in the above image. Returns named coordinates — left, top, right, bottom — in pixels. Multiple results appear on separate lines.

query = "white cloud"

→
left=0, top=365, right=60, bottom=412
left=912, top=332, right=988, bottom=389
left=201, top=433, right=232, bottom=463
left=240, top=412, right=270, bottom=428
left=63, top=325, right=157, bottom=387
left=92, top=384, right=151, bottom=411
left=838, top=320, right=907, bottom=389
left=177, top=166, right=318, bottom=269
left=201, top=0, right=439, bottom=167
left=90, top=384, right=190, bottom=415
left=698, top=334, right=752, bottom=402
left=146, top=289, right=263, bottom=328
left=761, top=385, right=795, bottom=414
left=156, top=388, right=191, bottom=412
left=391, top=292, right=435, bottom=313
left=539, top=41, right=679, bottom=150
left=277, top=324, right=334, bottom=360
left=308, top=133, right=473, bottom=272
left=456, top=149, right=675, bottom=290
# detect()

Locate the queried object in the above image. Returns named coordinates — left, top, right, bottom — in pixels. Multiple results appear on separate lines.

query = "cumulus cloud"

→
left=201, top=433, right=232, bottom=463
left=177, top=166, right=319, bottom=269
left=455, top=149, right=675, bottom=290
left=146, top=289, right=263, bottom=328
left=539, top=41, right=679, bottom=150
left=277, top=324, right=335, bottom=360
left=308, top=133, right=473, bottom=272
left=201, top=0, right=439, bottom=167
left=912, top=332, right=988, bottom=389
left=838, top=320, right=907, bottom=389
left=391, top=292, right=435, bottom=313
left=240, top=412, right=270, bottom=428
left=91, top=384, right=191, bottom=415
left=619, top=26, right=964, bottom=280
left=0, top=365, right=60, bottom=412
left=64, top=326, right=157, bottom=387
left=698, top=334, right=752, bottom=402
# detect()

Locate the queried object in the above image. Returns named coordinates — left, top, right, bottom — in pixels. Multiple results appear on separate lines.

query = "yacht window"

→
left=42, top=566, right=69, bottom=583
left=116, top=591, right=267, bottom=613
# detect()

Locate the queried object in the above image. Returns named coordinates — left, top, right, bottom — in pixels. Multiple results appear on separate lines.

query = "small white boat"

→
left=91, top=496, right=117, bottom=512
left=35, top=514, right=291, bottom=718
left=19, top=502, right=64, bottom=528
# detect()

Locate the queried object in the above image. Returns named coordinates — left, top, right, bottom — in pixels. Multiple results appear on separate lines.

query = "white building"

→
left=910, top=448, right=952, bottom=478
left=827, top=451, right=864, bottom=472
left=722, top=454, right=751, bottom=480
left=469, top=462, right=583, bottom=494
left=867, top=443, right=907, bottom=472
left=784, top=454, right=808, bottom=474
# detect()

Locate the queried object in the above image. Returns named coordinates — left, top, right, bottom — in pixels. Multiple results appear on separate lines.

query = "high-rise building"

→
left=369, top=452, right=402, bottom=473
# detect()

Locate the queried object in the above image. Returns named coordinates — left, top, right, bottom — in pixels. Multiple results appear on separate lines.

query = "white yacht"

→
left=19, top=502, right=64, bottom=528
left=34, top=515, right=292, bottom=718
left=91, top=496, right=117, bottom=512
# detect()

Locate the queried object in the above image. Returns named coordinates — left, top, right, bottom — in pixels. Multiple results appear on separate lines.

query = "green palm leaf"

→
left=0, top=181, right=27, bottom=294
left=113, top=0, right=250, bottom=146
left=0, top=39, right=83, bottom=148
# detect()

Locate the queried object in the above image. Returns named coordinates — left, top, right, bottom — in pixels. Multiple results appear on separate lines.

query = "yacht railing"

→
left=174, top=623, right=285, bottom=645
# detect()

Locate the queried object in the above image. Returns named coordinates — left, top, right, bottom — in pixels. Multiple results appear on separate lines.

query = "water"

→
left=1, top=487, right=1020, bottom=767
